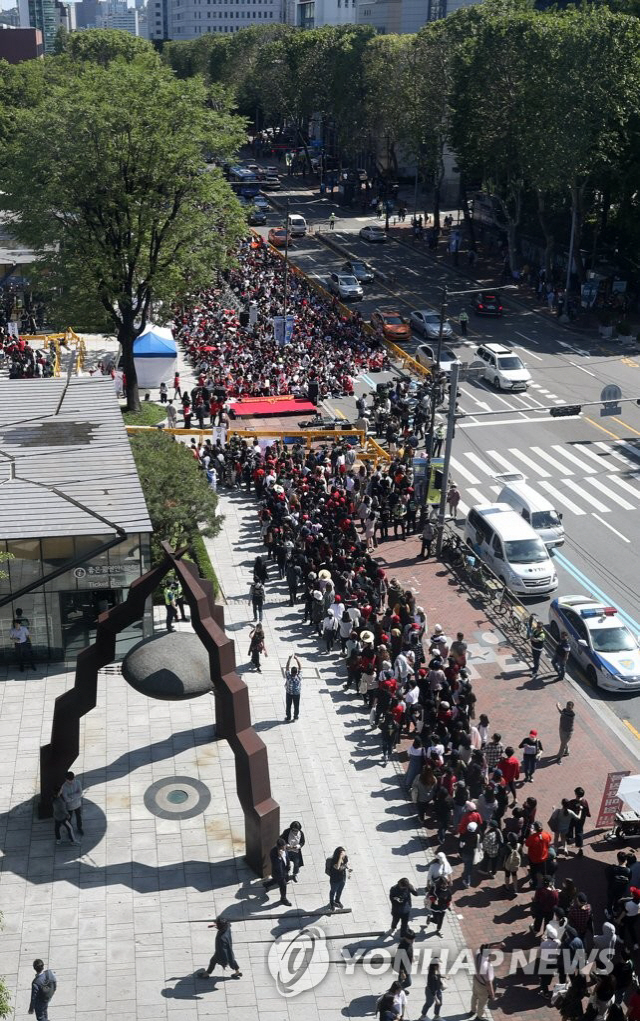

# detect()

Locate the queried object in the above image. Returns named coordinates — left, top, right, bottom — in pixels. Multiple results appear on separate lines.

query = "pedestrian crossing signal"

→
left=550, top=405, right=582, bottom=417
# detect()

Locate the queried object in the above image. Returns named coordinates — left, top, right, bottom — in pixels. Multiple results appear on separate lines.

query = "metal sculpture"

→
left=39, top=542, right=280, bottom=876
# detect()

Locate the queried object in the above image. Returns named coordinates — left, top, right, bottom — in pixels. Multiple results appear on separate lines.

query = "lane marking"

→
left=466, top=487, right=487, bottom=505
left=487, top=449, right=520, bottom=473
left=624, top=720, right=640, bottom=740
left=585, top=416, right=621, bottom=440
left=539, top=480, right=585, bottom=516
left=459, top=386, right=491, bottom=411
left=562, top=478, right=609, bottom=512
left=584, top=477, right=633, bottom=510
left=449, top=456, right=480, bottom=485
left=530, top=446, right=574, bottom=476
left=459, top=414, right=581, bottom=428
left=592, top=513, right=630, bottom=541
left=508, top=448, right=551, bottom=477
left=464, top=452, right=496, bottom=477
left=617, top=440, right=640, bottom=464
left=514, top=344, right=544, bottom=361
left=515, top=330, right=541, bottom=346
left=552, top=444, right=596, bottom=474
left=573, top=443, right=618, bottom=471
left=608, top=474, right=640, bottom=500
left=553, top=549, right=640, bottom=632
left=612, top=418, right=640, bottom=438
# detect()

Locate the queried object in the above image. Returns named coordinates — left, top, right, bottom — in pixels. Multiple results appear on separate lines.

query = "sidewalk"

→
left=375, top=530, right=640, bottom=1019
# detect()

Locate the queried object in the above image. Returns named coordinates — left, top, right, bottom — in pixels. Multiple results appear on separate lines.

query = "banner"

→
left=596, top=770, right=630, bottom=828
left=272, top=316, right=284, bottom=346
left=284, top=314, right=295, bottom=345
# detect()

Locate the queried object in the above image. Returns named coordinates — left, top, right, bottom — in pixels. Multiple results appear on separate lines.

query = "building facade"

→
left=0, top=24, right=43, bottom=59
left=97, top=0, right=140, bottom=34
left=295, top=0, right=356, bottom=28
left=148, top=0, right=286, bottom=41
left=0, top=377, right=153, bottom=663
left=356, top=0, right=480, bottom=33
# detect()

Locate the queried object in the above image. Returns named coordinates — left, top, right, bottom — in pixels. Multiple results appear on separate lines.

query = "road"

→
left=253, top=179, right=640, bottom=728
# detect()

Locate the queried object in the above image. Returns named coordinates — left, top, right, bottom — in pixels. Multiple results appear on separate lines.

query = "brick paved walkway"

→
left=377, top=530, right=640, bottom=1020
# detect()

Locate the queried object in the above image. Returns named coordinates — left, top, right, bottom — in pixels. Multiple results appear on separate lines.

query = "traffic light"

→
left=550, top=405, right=582, bottom=418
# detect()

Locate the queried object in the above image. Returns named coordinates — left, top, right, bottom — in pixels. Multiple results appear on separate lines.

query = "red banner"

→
left=596, top=770, right=631, bottom=828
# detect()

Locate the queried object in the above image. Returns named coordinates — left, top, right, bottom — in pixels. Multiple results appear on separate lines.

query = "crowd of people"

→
left=0, top=329, right=55, bottom=378
left=170, top=242, right=640, bottom=1021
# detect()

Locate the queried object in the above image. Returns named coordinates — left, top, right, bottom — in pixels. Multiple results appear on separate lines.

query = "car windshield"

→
left=483, top=296, right=498, bottom=303
left=531, top=510, right=562, bottom=529
left=441, top=350, right=456, bottom=362
left=497, top=357, right=524, bottom=370
left=504, top=537, right=548, bottom=563
left=385, top=315, right=403, bottom=325
left=340, top=277, right=358, bottom=286
left=370, top=228, right=384, bottom=234
left=351, top=262, right=365, bottom=271
left=591, top=627, right=636, bottom=653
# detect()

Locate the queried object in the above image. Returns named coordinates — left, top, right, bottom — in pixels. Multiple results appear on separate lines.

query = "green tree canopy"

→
left=64, top=27, right=156, bottom=65
left=0, top=57, right=246, bottom=411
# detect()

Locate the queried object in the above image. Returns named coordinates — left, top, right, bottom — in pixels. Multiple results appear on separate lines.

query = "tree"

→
left=65, top=28, right=155, bottom=66
left=0, top=58, right=246, bottom=411
left=129, top=431, right=222, bottom=569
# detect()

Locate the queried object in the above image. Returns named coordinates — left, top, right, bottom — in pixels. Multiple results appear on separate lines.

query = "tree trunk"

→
left=118, top=320, right=140, bottom=413
left=570, top=182, right=586, bottom=283
left=536, top=190, right=555, bottom=278
left=459, top=172, right=476, bottom=251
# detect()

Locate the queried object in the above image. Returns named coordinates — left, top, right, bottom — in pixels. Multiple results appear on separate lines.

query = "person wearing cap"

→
left=518, top=729, right=543, bottom=782
left=459, top=821, right=480, bottom=888
left=311, top=589, right=325, bottom=636
left=538, top=923, right=560, bottom=995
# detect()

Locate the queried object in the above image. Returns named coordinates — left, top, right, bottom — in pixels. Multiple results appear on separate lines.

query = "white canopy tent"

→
left=133, top=326, right=177, bottom=389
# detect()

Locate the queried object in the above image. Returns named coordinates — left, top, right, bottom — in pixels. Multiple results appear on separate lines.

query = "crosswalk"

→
left=449, top=438, right=640, bottom=526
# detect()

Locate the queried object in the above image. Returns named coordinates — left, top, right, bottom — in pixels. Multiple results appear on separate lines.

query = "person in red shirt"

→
left=525, top=822, right=552, bottom=888
left=458, top=801, right=483, bottom=836
left=497, top=746, right=520, bottom=804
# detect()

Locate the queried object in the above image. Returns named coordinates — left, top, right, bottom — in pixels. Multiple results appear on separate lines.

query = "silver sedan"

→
left=409, top=309, right=453, bottom=338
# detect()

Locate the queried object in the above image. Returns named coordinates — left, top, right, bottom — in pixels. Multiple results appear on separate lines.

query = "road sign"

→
left=596, top=770, right=630, bottom=828
left=600, top=383, right=622, bottom=417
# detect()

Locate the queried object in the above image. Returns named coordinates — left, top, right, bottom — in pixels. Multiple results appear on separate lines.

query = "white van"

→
left=287, top=214, right=307, bottom=237
left=463, top=503, right=558, bottom=596
left=496, top=473, right=564, bottom=549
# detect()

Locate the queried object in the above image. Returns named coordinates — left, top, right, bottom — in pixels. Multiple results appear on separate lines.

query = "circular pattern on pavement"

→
left=144, top=776, right=211, bottom=820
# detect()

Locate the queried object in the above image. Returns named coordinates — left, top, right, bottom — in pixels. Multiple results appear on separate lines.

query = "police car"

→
left=548, top=595, right=640, bottom=692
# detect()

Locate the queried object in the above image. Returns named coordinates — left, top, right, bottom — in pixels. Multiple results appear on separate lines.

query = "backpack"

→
left=504, top=848, right=521, bottom=873
left=38, top=971, right=55, bottom=1002
left=325, top=856, right=333, bottom=877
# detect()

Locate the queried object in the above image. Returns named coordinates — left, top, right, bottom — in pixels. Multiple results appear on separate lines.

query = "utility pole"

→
left=283, top=196, right=290, bottom=319
left=435, top=357, right=460, bottom=556
left=563, top=202, right=577, bottom=318
left=422, top=284, right=448, bottom=508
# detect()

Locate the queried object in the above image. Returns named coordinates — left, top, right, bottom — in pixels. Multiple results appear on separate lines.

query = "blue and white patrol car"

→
left=548, top=595, right=640, bottom=692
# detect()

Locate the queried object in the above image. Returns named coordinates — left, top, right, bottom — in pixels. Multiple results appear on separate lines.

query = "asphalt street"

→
left=254, top=181, right=640, bottom=729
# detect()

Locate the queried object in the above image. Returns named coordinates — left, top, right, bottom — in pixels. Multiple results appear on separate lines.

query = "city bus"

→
left=227, top=165, right=261, bottom=198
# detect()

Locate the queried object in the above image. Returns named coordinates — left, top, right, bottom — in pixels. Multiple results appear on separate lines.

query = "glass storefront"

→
left=0, top=532, right=152, bottom=663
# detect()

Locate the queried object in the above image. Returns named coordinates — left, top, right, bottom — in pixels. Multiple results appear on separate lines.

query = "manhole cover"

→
left=144, top=776, right=211, bottom=820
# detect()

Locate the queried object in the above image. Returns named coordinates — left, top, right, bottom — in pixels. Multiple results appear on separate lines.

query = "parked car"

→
left=415, top=343, right=460, bottom=374
left=268, top=227, right=289, bottom=248
left=328, top=273, right=364, bottom=301
left=370, top=307, right=411, bottom=342
left=409, top=309, right=454, bottom=339
left=549, top=595, right=640, bottom=691
left=248, top=209, right=267, bottom=226
left=473, top=291, right=504, bottom=316
left=342, top=260, right=374, bottom=283
left=471, top=343, right=531, bottom=391
left=360, top=225, right=387, bottom=243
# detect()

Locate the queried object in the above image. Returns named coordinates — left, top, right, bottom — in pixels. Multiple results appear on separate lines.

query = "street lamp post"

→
left=422, top=284, right=448, bottom=506
left=283, top=196, right=290, bottom=319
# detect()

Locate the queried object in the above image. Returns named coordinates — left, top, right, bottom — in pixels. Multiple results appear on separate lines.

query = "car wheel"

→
left=493, top=376, right=501, bottom=390
left=586, top=665, right=598, bottom=686
left=548, top=620, right=559, bottom=640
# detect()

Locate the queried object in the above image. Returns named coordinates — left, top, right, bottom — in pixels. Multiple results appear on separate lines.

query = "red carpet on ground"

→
left=229, top=395, right=317, bottom=417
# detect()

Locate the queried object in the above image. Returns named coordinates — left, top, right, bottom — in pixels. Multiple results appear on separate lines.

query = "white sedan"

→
left=359, top=225, right=387, bottom=243
left=415, top=343, right=460, bottom=375
left=548, top=595, right=640, bottom=691
left=410, top=309, right=453, bottom=339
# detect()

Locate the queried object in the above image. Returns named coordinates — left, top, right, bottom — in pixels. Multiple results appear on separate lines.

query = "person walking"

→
left=420, top=519, right=435, bottom=559
left=281, top=820, right=305, bottom=880
left=549, top=799, right=580, bottom=853
left=387, top=878, right=418, bottom=938
left=163, top=582, right=178, bottom=633
left=568, top=786, right=591, bottom=857
left=329, top=212, right=336, bottom=230
left=249, top=577, right=265, bottom=622
left=418, top=959, right=445, bottom=1019
left=458, top=309, right=469, bottom=336
left=529, top=875, right=559, bottom=935
left=525, top=821, right=552, bottom=887
left=171, top=579, right=188, bottom=622
left=459, top=820, right=480, bottom=889
left=9, top=618, right=36, bottom=671
left=61, top=771, right=84, bottom=836
left=248, top=623, right=267, bottom=673
left=326, top=846, right=350, bottom=910
left=173, top=371, right=181, bottom=400
left=201, top=917, right=242, bottom=980
left=518, top=729, right=543, bottom=782
left=470, top=945, right=496, bottom=1021
left=430, top=875, right=452, bottom=935
left=263, top=838, right=291, bottom=905
left=394, top=928, right=415, bottom=990
left=284, top=654, right=301, bottom=721
left=166, top=400, right=177, bottom=428
left=552, top=631, right=571, bottom=680
left=446, top=484, right=461, bottom=522
left=557, top=701, right=575, bottom=762
left=503, top=832, right=522, bottom=896
left=52, top=787, right=78, bottom=845
left=530, top=620, right=546, bottom=678
left=29, top=959, right=56, bottom=1021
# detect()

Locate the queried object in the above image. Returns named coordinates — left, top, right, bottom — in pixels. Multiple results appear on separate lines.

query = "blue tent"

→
left=133, top=326, right=177, bottom=388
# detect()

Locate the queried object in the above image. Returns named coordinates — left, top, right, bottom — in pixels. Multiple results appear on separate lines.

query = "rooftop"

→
left=0, top=377, right=152, bottom=538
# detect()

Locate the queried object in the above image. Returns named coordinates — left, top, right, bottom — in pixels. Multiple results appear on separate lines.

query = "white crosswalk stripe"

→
left=487, top=449, right=520, bottom=473
left=449, top=456, right=480, bottom=486
left=560, top=478, right=610, bottom=512
left=551, top=445, right=597, bottom=474
left=584, top=476, right=633, bottom=509
left=575, top=443, right=619, bottom=471
left=464, top=452, right=495, bottom=476
left=538, top=480, right=586, bottom=516
left=508, top=448, right=551, bottom=477
left=608, top=475, right=640, bottom=501
left=530, top=446, right=575, bottom=475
